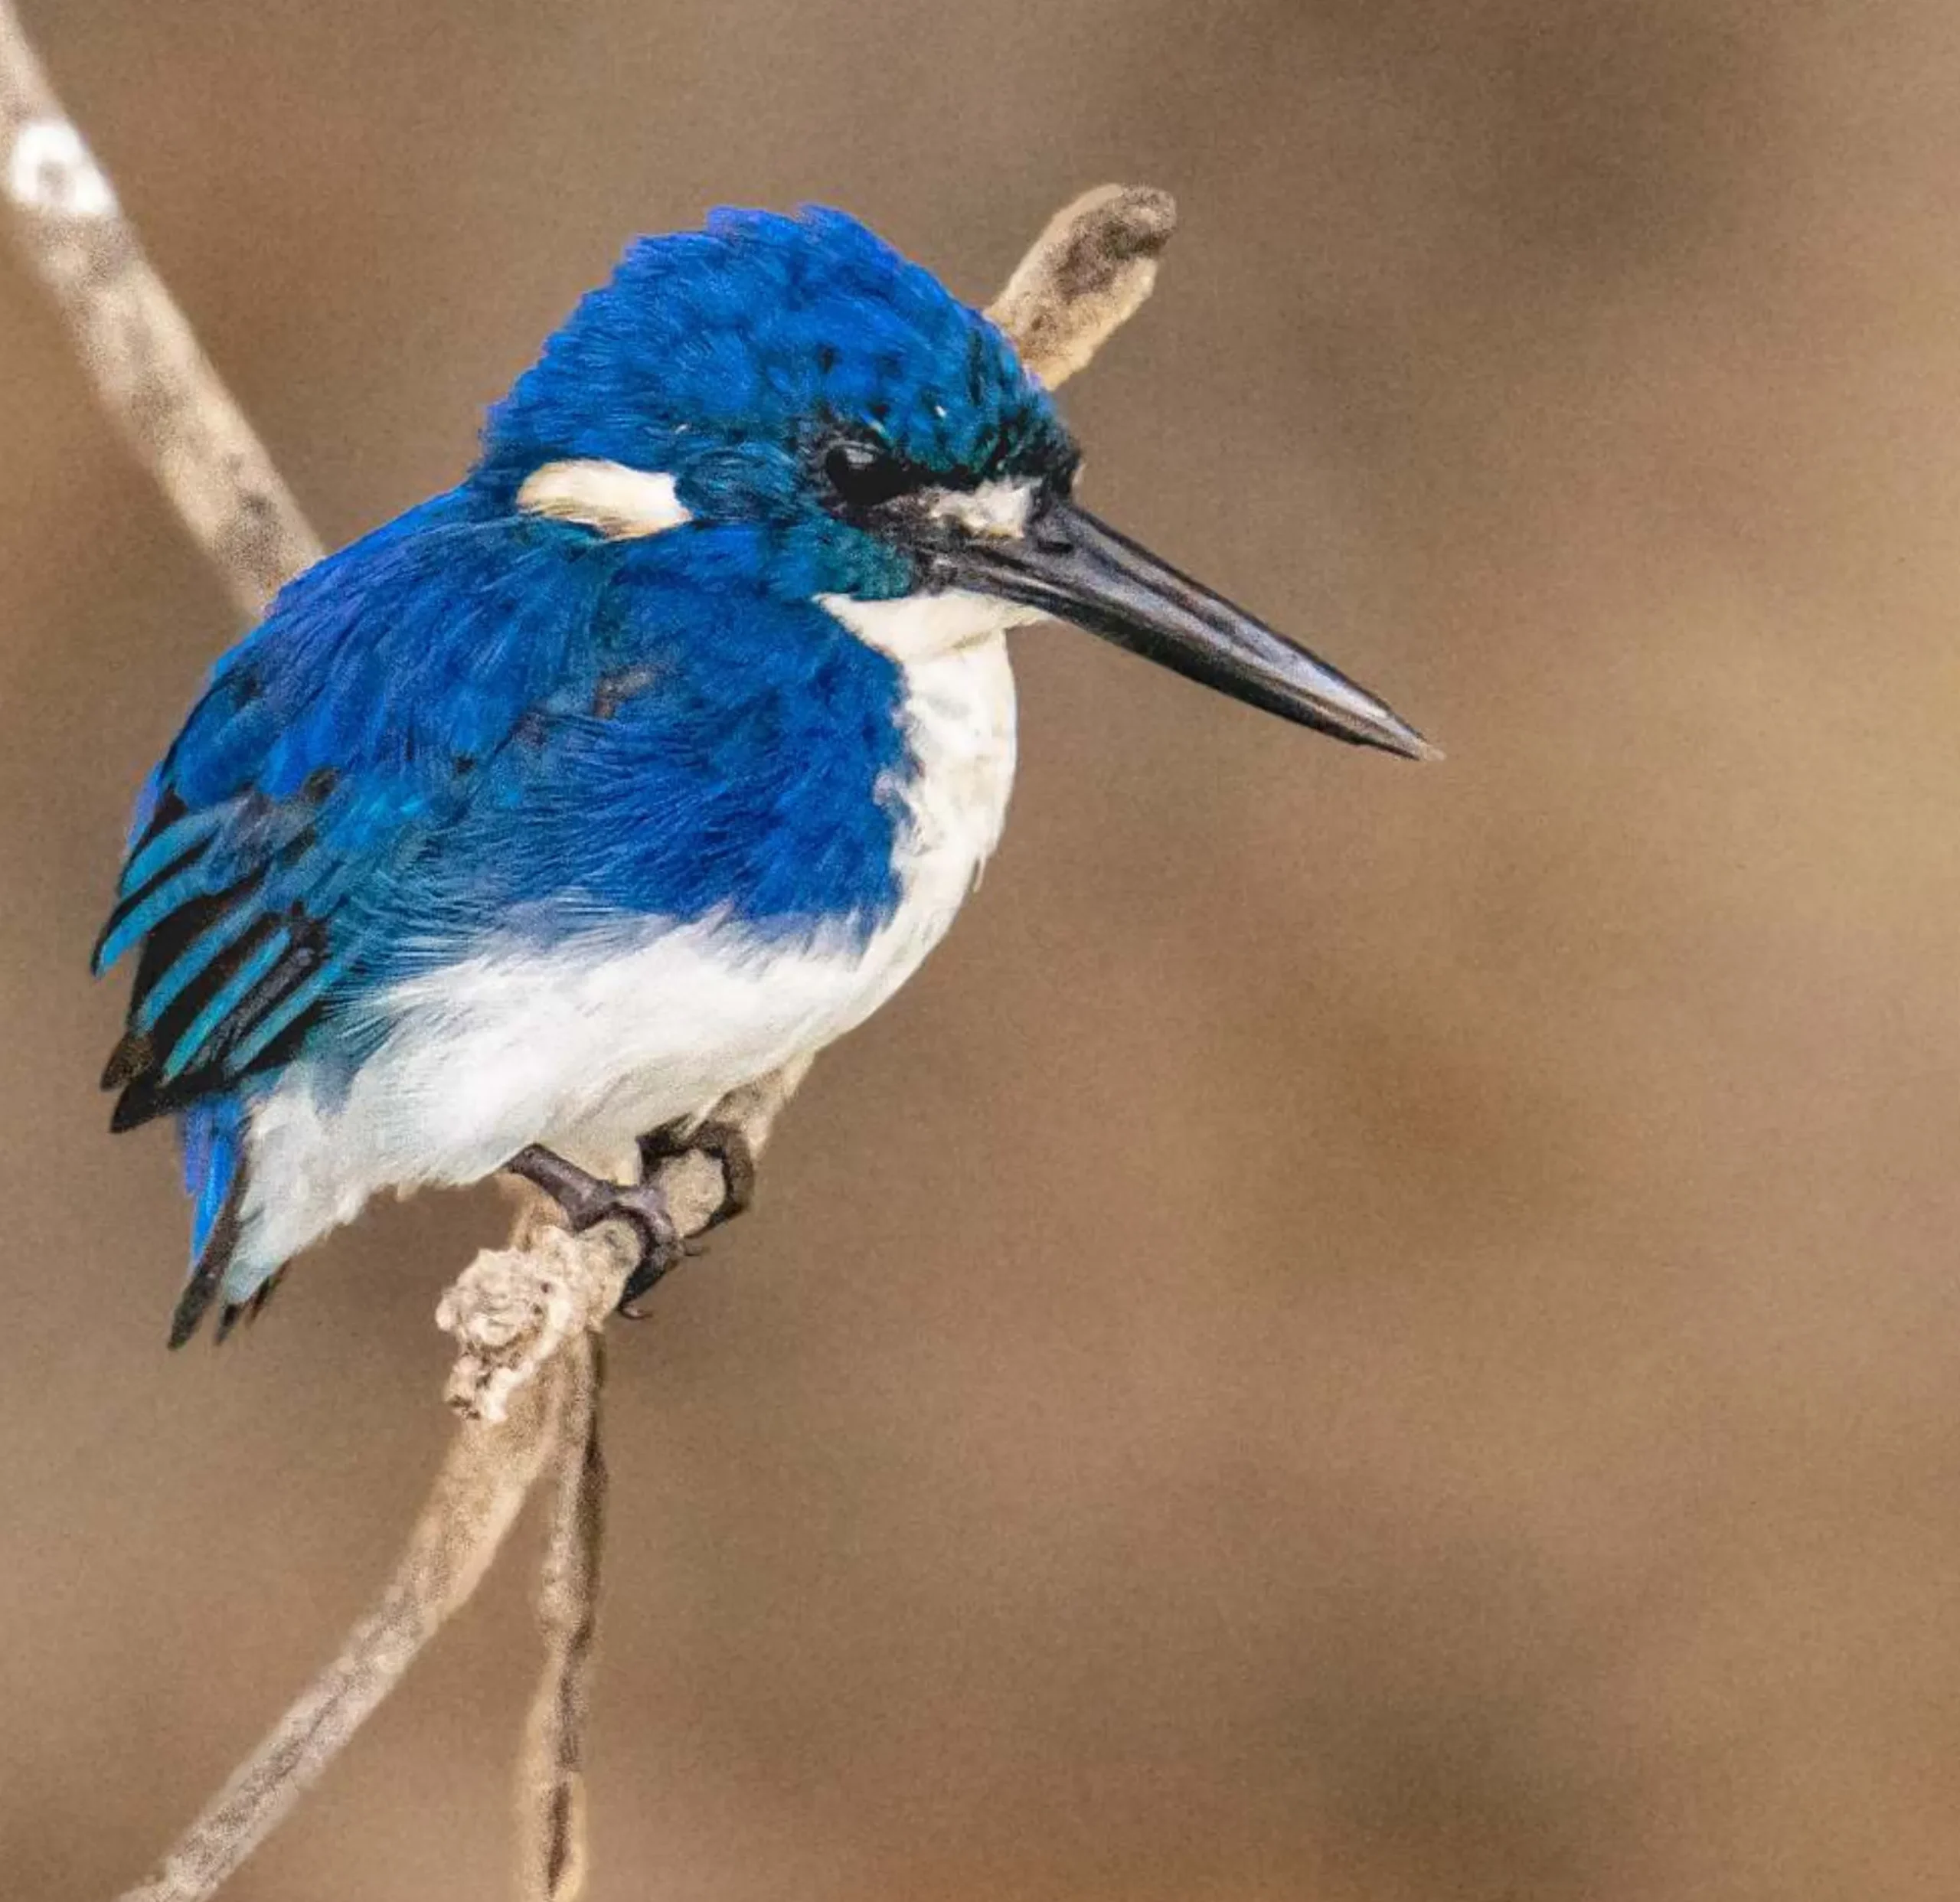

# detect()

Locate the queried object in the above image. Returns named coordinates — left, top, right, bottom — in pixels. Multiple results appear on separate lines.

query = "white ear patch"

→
left=926, top=479, right=1035, bottom=541
left=518, top=460, right=693, bottom=538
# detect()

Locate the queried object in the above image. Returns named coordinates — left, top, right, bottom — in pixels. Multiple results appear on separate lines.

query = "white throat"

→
left=818, top=589, right=1026, bottom=907
left=817, top=587, right=1041, bottom=666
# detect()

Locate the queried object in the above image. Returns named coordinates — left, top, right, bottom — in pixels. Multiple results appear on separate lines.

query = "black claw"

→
left=504, top=1145, right=687, bottom=1319
left=614, top=1253, right=673, bottom=1315
left=637, top=1116, right=757, bottom=1232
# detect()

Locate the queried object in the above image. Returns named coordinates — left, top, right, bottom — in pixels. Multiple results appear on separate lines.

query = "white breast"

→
left=853, top=593, right=1021, bottom=953
left=232, top=595, right=1022, bottom=1281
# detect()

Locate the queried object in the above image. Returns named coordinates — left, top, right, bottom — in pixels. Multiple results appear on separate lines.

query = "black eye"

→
left=823, top=440, right=913, bottom=511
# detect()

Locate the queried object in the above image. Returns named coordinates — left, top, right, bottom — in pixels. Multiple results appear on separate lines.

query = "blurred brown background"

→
left=7, top=2, right=1960, bottom=1897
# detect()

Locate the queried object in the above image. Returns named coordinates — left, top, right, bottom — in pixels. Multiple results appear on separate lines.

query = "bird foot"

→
left=637, top=1116, right=756, bottom=1233
left=504, top=1144, right=685, bottom=1317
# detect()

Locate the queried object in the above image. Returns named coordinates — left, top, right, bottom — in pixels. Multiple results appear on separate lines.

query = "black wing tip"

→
left=100, top=1029, right=155, bottom=1093
left=109, top=1053, right=237, bottom=1132
left=109, top=1078, right=170, bottom=1134
left=167, top=1168, right=271, bottom=1350
left=167, top=1261, right=223, bottom=1348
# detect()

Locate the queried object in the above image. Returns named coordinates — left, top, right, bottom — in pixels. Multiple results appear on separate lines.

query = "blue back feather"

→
left=97, top=490, right=919, bottom=1114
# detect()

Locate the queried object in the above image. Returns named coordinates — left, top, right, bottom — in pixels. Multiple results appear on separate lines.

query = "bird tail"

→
left=172, top=1096, right=281, bottom=1347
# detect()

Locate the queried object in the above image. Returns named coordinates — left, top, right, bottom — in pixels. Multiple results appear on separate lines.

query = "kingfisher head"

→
left=475, top=206, right=1432, bottom=758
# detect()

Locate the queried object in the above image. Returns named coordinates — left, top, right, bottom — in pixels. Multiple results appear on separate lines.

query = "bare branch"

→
left=0, top=0, right=319, bottom=615
left=115, top=1370, right=567, bottom=1902
left=987, top=183, right=1177, bottom=388
left=0, top=5, right=1181, bottom=1871
left=516, top=1335, right=606, bottom=1902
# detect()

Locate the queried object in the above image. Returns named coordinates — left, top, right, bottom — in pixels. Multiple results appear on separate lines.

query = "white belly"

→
left=234, top=617, right=1018, bottom=1278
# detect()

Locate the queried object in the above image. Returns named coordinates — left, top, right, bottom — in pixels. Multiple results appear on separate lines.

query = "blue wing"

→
left=94, top=489, right=623, bottom=1132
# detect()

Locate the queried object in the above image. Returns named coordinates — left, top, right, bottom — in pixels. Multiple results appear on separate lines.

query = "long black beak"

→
left=934, top=499, right=1438, bottom=760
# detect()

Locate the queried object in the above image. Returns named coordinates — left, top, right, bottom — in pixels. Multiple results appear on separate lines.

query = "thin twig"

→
left=988, top=183, right=1177, bottom=389
left=0, top=0, right=320, bottom=616
left=517, top=1334, right=606, bottom=1902
left=116, top=1370, right=568, bottom=1902
left=0, top=11, right=1181, bottom=1875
